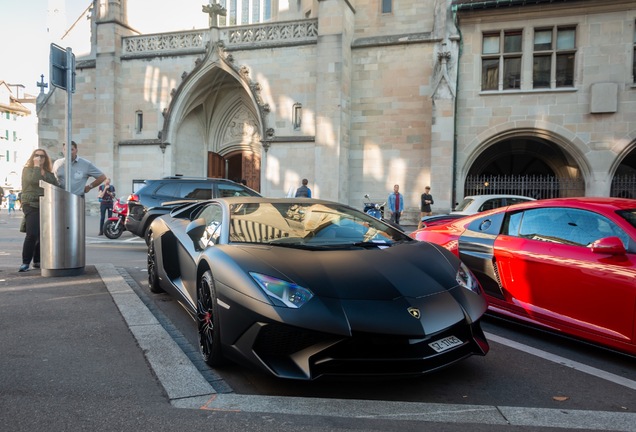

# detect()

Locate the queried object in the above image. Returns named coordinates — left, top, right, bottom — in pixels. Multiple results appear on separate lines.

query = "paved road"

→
left=1, top=211, right=635, bottom=431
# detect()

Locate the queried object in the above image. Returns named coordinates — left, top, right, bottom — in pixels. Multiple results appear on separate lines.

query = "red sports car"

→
left=410, top=197, right=636, bottom=356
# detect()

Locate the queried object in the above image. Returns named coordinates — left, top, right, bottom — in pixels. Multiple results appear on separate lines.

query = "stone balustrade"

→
left=121, top=19, right=319, bottom=57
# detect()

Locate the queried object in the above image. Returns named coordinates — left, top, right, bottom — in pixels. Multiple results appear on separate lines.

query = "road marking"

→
left=485, top=332, right=636, bottom=391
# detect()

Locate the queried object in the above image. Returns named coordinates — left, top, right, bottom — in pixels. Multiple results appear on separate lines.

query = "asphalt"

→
left=1, top=213, right=636, bottom=431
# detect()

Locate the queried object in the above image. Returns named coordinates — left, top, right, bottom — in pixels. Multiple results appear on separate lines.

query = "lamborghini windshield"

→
left=228, top=202, right=410, bottom=247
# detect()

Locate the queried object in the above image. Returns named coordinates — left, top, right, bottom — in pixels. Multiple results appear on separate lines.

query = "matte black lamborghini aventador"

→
left=147, top=197, right=489, bottom=380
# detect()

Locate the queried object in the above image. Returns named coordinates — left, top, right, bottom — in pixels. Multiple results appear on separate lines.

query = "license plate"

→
left=429, top=335, right=463, bottom=353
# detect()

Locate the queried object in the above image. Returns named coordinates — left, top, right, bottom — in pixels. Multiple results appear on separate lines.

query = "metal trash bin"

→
left=40, top=181, right=85, bottom=276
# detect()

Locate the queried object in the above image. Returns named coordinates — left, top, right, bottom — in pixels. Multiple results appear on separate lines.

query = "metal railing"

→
left=610, top=175, right=636, bottom=199
left=463, top=175, right=585, bottom=199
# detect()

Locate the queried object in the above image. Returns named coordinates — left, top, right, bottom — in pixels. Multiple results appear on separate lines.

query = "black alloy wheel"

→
left=197, top=270, right=225, bottom=366
left=103, top=219, right=124, bottom=239
left=147, top=234, right=164, bottom=293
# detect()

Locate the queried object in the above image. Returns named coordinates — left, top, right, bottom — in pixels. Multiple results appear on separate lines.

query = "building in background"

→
left=36, top=0, right=636, bottom=222
left=0, top=81, right=38, bottom=191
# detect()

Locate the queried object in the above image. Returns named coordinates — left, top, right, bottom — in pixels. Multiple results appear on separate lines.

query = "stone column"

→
left=93, top=0, right=132, bottom=191
left=314, top=0, right=354, bottom=202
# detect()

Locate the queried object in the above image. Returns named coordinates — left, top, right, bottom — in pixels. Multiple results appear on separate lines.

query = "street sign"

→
left=50, top=43, right=75, bottom=92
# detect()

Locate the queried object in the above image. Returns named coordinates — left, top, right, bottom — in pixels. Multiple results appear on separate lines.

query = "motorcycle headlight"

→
left=456, top=262, right=481, bottom=294
left=250, top=273, right=314, bottom=308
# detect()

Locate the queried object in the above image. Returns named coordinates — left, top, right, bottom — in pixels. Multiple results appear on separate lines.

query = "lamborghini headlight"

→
left=250, top=273, right=314, bottom=308
left=456, top=262, right=481, bottom=294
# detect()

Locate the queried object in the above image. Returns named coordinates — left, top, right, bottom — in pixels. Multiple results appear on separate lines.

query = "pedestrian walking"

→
left=295, top=178, right=312, bottom=197
left=5, top=190, right=18, bottom=216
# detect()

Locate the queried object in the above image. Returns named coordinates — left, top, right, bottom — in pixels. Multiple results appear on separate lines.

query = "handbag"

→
left=19, top=215, right=26, bottom=233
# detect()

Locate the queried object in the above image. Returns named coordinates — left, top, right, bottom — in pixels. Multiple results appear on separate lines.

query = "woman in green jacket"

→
left=19, top=149, right=59, bottom=272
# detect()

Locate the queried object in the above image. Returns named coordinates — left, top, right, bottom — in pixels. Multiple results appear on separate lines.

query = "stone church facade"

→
left=37, top=0, right=636, bottom=222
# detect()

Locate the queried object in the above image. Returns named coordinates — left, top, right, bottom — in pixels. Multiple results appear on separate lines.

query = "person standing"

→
left=387, top=184, right=404, bottom=225
left=19, top=149, right=59, bottom=272
left=53, top=141, right=107, bottom=197
left=97, top=178, right=116, bottom=235
left=295, top=178, right=312, bottom=197
left=418, top=186, right=434, bottom=229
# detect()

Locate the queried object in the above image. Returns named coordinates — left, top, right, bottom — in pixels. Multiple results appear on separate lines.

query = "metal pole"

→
left=65, top=47, right=73, bottom=193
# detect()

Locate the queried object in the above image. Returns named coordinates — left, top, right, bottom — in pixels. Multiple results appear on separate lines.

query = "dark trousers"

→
left=391, top=211, right=401, bottom=225
left=21, top=204, right=41, bottom=265
left=99, top=202, right=113, bottom=233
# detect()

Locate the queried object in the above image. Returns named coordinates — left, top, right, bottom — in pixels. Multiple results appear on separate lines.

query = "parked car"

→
left=451, top=194, right=536, bottom=215
left=419, top=194, right=535, bottom=229
left=411, top=197, right=636, bottom=356
left=147, top=197, right=490, bottom=380
left=125, top=176, right=261, bottom=243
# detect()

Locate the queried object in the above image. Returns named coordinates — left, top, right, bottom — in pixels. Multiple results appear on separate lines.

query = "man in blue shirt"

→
left=387, top=184, right=404, bottom=224
left=53, top=141, right=107, bottom=197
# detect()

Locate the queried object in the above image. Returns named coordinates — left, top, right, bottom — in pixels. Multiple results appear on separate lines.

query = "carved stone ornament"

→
left=266, top=128, right=275, bottom=138
left=181, top=71, right=189, bottom=80
left=239, top=65, right=250, bottom=79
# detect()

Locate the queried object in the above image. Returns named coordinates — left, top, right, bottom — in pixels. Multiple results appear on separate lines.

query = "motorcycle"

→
left=103, top=199, right=129, bottom=239
left=363, top=194, right=385, bottom=220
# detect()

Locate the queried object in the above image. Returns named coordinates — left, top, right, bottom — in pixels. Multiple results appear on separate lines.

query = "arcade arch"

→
left=462, top=134, right=585, bottom=199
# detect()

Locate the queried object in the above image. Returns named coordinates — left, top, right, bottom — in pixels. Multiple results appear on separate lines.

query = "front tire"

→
left=103, top=219, right=123, bottom=239
left=147, top=234, right=164, bottom=293
left=198, top=270, right=225, bottom=366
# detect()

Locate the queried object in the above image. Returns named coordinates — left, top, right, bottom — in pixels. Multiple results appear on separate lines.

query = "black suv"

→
left=125, top=176, right=261, bottom=243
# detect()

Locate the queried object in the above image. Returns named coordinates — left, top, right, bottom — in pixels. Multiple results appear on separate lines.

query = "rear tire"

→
left=147, top=233, right=164, bottom=293
left=198, top=270, right=225, bottom=366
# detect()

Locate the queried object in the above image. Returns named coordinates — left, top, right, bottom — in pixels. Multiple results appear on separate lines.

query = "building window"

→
left=533, top=26, right=576, bottom=89
left=292, top=103, right=302, bottom=130
left=218, top=0, right=272, bottom=26
left=135, top=111, right=143, bottom=134
left=481, top=30, right=522, bottom=91
left=381, top=0, right=392, bottom=14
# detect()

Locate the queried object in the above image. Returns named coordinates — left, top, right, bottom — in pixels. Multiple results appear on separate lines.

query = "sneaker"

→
left=18, top=264, right=29, bottom=272
left=98, top=232, right=103, bottom=236
left=33, top=262, right=40, bottom=269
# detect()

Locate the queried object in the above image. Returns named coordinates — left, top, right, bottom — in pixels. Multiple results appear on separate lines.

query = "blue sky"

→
left=1, top=0, right=207, bottom=95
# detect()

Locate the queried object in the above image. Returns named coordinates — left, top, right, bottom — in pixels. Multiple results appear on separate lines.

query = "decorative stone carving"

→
left=181, top=71, right=189, bottom=80
left=221, top=19, right=318, bottom=48
left=223, top=107, right=261, bottom=144
left=122, top=30, right=208, bottom=55
left=239, top=65, right=250, bottom=80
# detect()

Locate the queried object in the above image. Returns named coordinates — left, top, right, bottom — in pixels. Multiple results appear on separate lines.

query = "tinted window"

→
left=197, top=204, right=223, bottom=245
left=454, top=198, right=474, bottom=212
left=154, top=182, right=179, bottom=199
left=478, top=198, right=504, bottom=212
left=510, top=207, right=630, bottom=248
left=216, top=183, right=259, bottom=198
left=181, top=182, right=212, bottom=200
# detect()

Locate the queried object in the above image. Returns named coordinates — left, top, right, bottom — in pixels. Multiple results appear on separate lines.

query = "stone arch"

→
left=459, top=123, right=592, bottom=198
left=160, top=48, right=267, bottom=184
left=608, top=131, right=636, bottom=177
